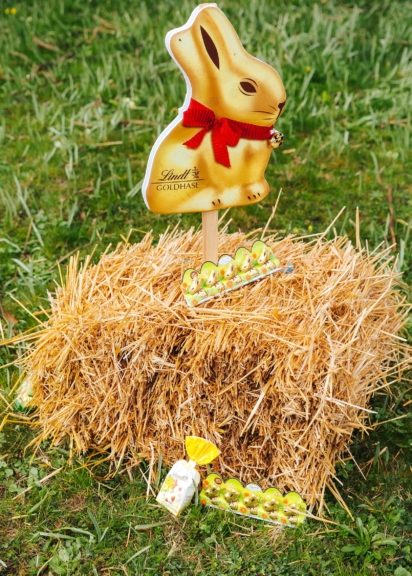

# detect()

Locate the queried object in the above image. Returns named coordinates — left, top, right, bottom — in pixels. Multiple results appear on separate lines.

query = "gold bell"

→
left=270, top=130, right=284, bottom=149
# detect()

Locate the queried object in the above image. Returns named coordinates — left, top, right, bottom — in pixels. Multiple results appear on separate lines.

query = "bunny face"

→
left=235, top=248, right=253, bottom=272
left=222, top=260, right=237, bottom=279
left=188, top=271, right=201, bottom=294
left=200, top=262, right=219, bottom=287
left=252, top=241, right=270, bottom=264
left=258, top=250, right=268, bottom=264
left=240, top=254, right=252, bottom=271
left=168, top=4, right=286, bottom=127
left=182, top=269, right=198, bottom=294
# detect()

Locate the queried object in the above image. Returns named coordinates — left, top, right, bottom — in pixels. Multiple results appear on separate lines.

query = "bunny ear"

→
left=200, top=26, right=220, bottom=70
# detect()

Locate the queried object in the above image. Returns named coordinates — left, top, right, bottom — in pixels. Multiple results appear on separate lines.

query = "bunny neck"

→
left=182, top=98, right=274, bottom=168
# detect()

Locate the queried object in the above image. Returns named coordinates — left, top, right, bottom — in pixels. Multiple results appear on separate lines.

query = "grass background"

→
left=0, top=0, right=411, bottom=574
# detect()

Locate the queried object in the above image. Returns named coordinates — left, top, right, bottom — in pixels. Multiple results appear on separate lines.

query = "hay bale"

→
left=19, top=228, right=408, bottom=509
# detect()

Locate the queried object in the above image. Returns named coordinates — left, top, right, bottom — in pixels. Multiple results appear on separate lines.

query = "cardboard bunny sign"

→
left=142, top=3, right=286, bottom=215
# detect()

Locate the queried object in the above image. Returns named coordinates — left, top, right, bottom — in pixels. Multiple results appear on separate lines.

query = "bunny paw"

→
left=270, top=130, right=284, bottom=149
left=244, top=181, right=269, bottom=204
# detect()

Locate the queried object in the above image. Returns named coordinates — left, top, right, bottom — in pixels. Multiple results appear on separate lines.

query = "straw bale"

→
left=19, top=228, right=409, bottom=509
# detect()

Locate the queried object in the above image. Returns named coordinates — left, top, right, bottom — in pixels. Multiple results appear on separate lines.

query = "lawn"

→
left=0, top=0, right=411, bottom=574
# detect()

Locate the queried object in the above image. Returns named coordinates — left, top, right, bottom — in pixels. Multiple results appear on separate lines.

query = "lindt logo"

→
left=153, top=166, right=203, bottom=191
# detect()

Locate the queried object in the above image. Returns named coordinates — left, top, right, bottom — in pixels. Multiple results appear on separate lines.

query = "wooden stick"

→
left=202, top=210, right=218, bottom=263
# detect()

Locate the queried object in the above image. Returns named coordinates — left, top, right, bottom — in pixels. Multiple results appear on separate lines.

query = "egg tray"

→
left=181, top=239, right=293, bottom=307
left=200, top=474, right=306, bottom=527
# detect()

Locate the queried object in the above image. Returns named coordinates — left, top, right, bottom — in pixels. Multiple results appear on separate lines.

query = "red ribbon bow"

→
left=182, top=99, right=273, bottom=168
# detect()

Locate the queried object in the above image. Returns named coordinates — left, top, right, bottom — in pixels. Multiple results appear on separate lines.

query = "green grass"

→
left=0, top=0, right=411, bottom=573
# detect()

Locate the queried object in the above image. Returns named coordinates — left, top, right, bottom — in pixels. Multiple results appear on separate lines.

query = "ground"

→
left=0, top=0, right=411, bottom=574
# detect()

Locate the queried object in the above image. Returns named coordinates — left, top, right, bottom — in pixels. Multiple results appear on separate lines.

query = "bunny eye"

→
left=239, top=79, right=257, bottom=95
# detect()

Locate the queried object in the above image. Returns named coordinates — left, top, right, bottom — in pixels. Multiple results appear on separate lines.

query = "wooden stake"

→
left=202, top=210, right=218, bottom=263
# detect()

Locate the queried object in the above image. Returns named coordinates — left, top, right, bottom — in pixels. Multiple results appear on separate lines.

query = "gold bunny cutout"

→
left=142, top=3, right=286, bottom=214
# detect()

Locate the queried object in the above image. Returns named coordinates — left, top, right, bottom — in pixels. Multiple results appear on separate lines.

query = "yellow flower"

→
left=5, top=7, right=17, bottom=14
left=162, top=476, right=176, bottom=491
